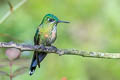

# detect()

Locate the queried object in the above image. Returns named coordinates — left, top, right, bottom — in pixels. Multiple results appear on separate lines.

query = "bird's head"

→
left=41, top=14, right=70, bottom=26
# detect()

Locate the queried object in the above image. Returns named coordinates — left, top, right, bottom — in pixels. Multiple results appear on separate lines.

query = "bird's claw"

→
left=35, top=44, right=45, bottom=51
left=39, top=44, right=45, bottom=50
left=50, top=45, right=57, bottom=51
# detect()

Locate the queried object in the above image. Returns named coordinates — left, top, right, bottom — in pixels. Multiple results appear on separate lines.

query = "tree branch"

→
left=0, top=0, right=27, bottom=24
left=0, top=42, right=120, bottom=59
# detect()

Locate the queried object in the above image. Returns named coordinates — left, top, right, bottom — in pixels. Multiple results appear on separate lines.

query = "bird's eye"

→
left=48, top=18, right=54, bottom=22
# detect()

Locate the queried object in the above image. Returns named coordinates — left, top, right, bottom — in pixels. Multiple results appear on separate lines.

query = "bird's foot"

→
left=39, top=44, right=45, bottom=50
left=50, top=45, right=57, bottom=51
left=35, top=44, right=45, bottom=51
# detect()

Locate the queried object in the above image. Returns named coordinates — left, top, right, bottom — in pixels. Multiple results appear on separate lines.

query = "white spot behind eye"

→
left=48, top=18, right=50, bottom=21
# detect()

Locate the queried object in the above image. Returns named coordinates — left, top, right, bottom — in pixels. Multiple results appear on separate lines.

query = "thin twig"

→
left=8, top=0, right=13, bottom=12
left=0, top=42, right=120, bottom=59
left=9, top=61, right=13, bottom=80
left=0, top=0, right=27, bottom=24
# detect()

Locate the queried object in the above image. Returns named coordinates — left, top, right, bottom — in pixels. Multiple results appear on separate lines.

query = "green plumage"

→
left=29, top=14, right=69, bottom=75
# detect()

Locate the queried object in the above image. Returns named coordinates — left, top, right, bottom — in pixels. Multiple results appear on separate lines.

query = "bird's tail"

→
left=29, top=51, right=47, bottom=75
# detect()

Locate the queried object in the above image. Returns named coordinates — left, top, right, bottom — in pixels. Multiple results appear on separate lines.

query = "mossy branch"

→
left=0, top=42, right=120, bottom=59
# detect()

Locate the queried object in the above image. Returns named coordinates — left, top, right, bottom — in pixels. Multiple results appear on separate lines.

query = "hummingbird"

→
left=29, top=14, right=69, bottom=75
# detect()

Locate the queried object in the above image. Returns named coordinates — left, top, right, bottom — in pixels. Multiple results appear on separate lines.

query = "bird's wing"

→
left=29, top=27, right=47, bottom=75
left=34, top=27, right=40, bottom=67
left=29, top=27, right=40, bottom=75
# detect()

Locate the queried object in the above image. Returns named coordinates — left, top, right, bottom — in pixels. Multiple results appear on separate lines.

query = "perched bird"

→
left=29, top=14, right=69, bottom=75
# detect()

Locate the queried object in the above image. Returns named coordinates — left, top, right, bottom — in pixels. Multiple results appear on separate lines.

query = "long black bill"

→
left=58, top=20, right=70, bottom=23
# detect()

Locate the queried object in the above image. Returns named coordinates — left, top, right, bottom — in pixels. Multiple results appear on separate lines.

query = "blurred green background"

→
left=1, top=0, right=120, bottom=80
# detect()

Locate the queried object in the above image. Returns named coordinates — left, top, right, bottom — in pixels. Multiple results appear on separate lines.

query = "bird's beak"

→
left=58, top=20, right=70, bottom=23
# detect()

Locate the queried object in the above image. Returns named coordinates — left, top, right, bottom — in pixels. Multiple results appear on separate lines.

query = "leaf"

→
left=13, top=66, right=28, bottom=78
left=0, top=71, right=9, bottom=77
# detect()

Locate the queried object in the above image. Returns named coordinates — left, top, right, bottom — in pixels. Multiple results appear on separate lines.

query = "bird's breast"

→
left=39, top=26, right=57, bottom=45
left=44, top=34, right=49, bottom=38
